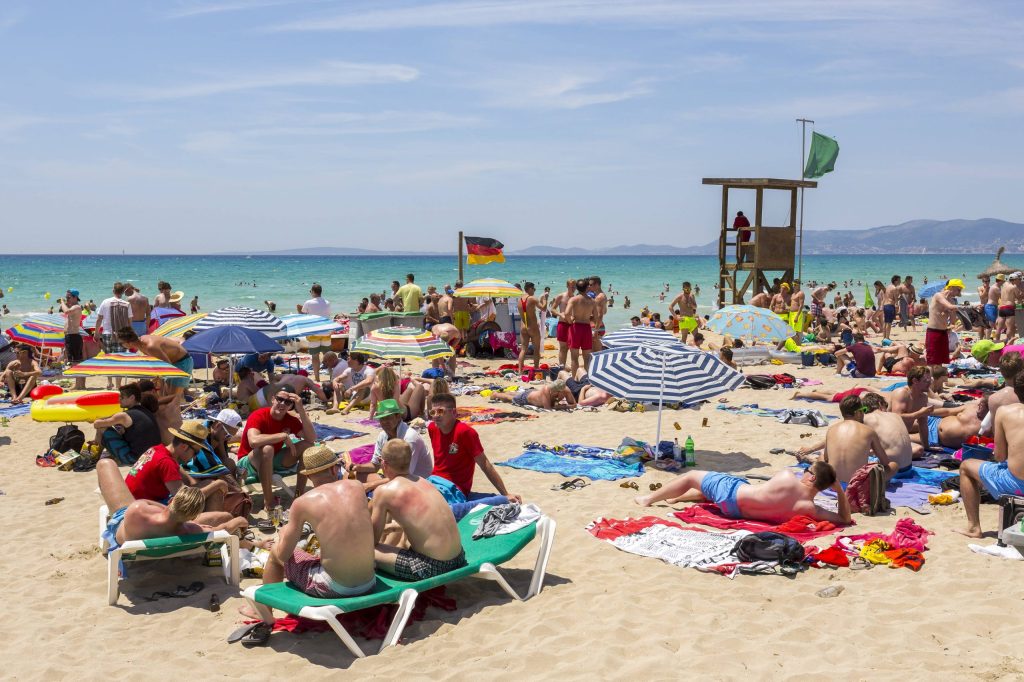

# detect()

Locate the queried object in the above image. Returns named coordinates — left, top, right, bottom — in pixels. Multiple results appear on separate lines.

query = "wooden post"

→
left=458, top=230, right=464, bottom=283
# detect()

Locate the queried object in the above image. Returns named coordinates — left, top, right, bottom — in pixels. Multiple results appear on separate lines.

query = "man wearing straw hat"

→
left=262, top=444, right=376, bottom=598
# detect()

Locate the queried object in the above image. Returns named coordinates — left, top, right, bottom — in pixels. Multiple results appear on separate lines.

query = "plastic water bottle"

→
left=672, top=438, right=682, bottom=461
left=684, top=436, right=695, bottom=467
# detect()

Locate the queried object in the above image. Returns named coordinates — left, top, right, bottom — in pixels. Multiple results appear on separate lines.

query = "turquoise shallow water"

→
left=0, top=254, right=1006, bottom=329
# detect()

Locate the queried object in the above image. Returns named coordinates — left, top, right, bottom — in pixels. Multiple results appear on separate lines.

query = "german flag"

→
left=465, top=236, right=505, bottom=265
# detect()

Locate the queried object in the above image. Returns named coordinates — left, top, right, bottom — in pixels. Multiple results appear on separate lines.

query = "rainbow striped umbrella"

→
left=353, top=326, right=453, bottom=361
left=453, top=278, right=522, bottom=298
left=4, top=321, right=69, bottom=348
left=63, top=352, right=191, bottom=378
left=152, top=313, right=207, bottom=338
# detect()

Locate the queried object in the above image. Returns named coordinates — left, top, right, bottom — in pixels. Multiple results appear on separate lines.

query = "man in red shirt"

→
left=236, top=389, right=316, bottom=509
left=427, top=393, right=520, bottom=504
left=124, top=420, right=228, bottom=511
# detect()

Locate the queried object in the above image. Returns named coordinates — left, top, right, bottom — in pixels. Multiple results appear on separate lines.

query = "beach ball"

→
left=6, top=287, right=11, bottom=293
left=44, top=292, right=51, bottom=300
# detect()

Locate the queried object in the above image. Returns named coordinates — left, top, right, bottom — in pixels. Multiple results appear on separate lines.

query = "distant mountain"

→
left=509, top=244, right=693, bottom=256
left=218, top=246, right=446, bottom=256
left=675, top=218, right=1024, bottom=255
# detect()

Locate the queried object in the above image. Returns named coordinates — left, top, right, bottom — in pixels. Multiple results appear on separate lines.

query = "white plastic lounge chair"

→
left=241, top=504, right=556, bottom=657
left=98, top=504, right=240, bottom=606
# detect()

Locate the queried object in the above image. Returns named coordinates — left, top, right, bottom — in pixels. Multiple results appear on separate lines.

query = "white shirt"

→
left=96, top=296, right=130, bottom=335
left=301, top=296, right=331, bottom=318
left=335, top=364, right=375, bottom=389
left=372, top=422, right=434, bottom=478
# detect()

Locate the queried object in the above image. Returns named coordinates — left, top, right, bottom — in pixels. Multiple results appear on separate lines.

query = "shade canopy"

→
left=182, top=325, right=283, bottom=355
left=64, top=352, right=191, bottom=378
left=706, top=305, right=794, bottom=343
left=278, top=313, right=344, bottom=338
left=978, top=247, right=1019, bottom=279
left=353, top=326, right=453, bottom=361
left=5, top=321, right=70, bottom=348
left=152, top=313, right=207, bottom=338
left=193, top=306, right=286, bottom=338
left=601, top=325, right=683, bottom=350
left=453, top=278, right=522, bottom=299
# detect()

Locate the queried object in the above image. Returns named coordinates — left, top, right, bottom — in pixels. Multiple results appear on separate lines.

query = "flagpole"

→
left=458, top=230, right=464, bottom=283
left=796, top=118, right=813, bottom=284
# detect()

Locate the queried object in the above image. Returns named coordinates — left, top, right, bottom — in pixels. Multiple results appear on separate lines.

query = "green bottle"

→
left=684, top=436, right=695, bottom=467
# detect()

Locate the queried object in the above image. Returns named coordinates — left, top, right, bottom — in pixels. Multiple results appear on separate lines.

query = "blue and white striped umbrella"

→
left=193, top=306, right=286, bottom=338
left=589, top=343, right=745, bottom=454
left=602, top=325, right=683, bottom=349
left=278, top=314, right=344, bottom=339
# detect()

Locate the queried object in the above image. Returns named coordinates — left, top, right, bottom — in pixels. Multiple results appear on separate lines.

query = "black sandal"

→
left=241, top=622, right=272, bottom=646
left=144, top=580, right=204, bottom=601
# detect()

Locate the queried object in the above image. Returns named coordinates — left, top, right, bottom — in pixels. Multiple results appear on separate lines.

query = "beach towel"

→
left=497, top=447, right=643, bottom=481
left=672, top=504, right=846, bottom=541
left=0, top=403, right=31, bottom=418
left=312, top=423, right=366, bottom=441
left=347, top=443, right=375, bottom=465
left=716, top=403, right=837, bottom=425
left=880, top=382, right=906, bottom=392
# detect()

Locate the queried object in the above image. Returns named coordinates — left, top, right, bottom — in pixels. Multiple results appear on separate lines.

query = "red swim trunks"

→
left=556, top=321, right=571, bottom=343
left=831, top=387, right=868, bottom=403
left=568, top=322, right=593, bottom=350
left=925, top=327, right=950, bottom=365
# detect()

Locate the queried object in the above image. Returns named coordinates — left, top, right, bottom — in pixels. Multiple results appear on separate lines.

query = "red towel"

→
left=671, top=504, right=847, bottom=541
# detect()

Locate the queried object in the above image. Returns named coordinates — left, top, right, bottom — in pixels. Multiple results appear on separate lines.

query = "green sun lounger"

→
left=241, top=504, right=556, bottom=657
left=98, top=504, right=239, bottom=606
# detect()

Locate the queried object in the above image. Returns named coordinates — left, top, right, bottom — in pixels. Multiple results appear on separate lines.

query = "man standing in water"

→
left=926, top=279, right=962, bottom=366
left=669, top=281, right=698, bottom=344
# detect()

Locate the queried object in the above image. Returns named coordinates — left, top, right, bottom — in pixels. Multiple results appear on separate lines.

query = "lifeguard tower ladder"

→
left=702, top=178, right=817, bottom=308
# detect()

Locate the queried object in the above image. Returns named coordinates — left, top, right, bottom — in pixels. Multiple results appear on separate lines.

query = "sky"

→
left=3, top=0, right=1024, bottom=253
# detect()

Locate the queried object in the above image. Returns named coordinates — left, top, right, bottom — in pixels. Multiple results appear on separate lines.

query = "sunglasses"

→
left=429, top=408, right=450, bottom=417
left=274, top=395, right=295, bottom=408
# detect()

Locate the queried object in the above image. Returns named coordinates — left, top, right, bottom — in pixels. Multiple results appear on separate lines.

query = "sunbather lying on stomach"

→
left=262, top=445, right=376, bottom=598
left=634, top=461, right=851, bottom=525
left=371, top=439, right=468, bottom=580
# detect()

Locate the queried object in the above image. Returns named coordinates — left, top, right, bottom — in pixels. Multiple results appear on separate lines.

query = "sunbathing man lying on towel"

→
left=371, top=439, right=468, bottom=580
left=634, top=461, right=851, bottom=525
left=262, top=445, right=377, bottom=598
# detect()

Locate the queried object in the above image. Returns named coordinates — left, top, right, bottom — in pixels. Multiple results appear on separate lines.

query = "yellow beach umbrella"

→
left=453, top=278, right=521, bottom=298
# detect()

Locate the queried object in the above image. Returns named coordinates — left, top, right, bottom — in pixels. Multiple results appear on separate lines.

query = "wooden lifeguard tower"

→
left=702, top=177, right=817, bottom=308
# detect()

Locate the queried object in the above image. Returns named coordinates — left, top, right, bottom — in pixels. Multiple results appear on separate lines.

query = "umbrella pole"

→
left=655, top=356, right=665, bottom=459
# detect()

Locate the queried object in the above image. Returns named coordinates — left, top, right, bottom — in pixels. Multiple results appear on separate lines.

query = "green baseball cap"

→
left=374, top=398, right=404, bottom=419
left=971, top=339, right=1004, bottom=363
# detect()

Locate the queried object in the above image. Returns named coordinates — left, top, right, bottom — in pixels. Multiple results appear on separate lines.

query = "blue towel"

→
left=880, top=382, right=906, bottom=392
left=0, top=403, right=30, bottom=418
left=893, top=466, right=957, bottom=487
left=498, top=449, right=643, bottom=481
left=313, top=423, right=366, bottom=441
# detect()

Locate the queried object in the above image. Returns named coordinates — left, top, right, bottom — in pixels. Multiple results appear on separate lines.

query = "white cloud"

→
left=683, top=93, right=909, bottom=121
left=480, top=71, right=652, bottom=110
left=120, top=61, right=418, bottom=100
left=165, top=0, right=316, bottom=19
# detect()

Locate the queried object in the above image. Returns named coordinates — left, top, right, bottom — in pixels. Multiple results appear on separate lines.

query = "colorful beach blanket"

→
left=672, top=504, right=847, bottom=541
left=313, top=423, right=366, bottom=441
left=0, top=403, right=31, bottom=418
left=715, top=403, right=836, bottom=426
left=498, top=445, right=643, bottom=481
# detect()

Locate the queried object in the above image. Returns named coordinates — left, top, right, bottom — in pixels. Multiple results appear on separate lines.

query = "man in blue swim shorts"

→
left=956, top=374, right=1024, bottom=538
left=634, top=461, right=850, bottom=525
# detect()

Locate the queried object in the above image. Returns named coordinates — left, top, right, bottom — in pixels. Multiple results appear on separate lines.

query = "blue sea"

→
left=0, top=254, right=1009, bottom=329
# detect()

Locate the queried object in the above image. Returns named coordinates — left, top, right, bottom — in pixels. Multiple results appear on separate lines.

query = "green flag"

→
left=864, top=284, right=874, bottom=309
left=803, top=131, right=839, bottom=179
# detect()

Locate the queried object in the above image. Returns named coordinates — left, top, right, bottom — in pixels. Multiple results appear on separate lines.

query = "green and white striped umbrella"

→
left=352, top=326, right=453, bottom=361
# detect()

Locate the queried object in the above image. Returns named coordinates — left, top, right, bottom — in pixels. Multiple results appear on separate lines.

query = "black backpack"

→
left=49, top=425, right=85, bottom=454
left=745, top=375, right=777, bottom=390
left=733, top=531, right=806, bottom=565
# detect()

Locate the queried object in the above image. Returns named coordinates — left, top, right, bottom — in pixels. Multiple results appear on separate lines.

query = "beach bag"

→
left=772, top=373, right=796, bottom=386
left=816, top=353, right=836, bottom=366
left=223, top=491, right=253, bottom=519
left=745, top=375, right=776, bottom=390
left=733, top=531, right=805, bottom=565
left=49, top=425, right=85, bottom=454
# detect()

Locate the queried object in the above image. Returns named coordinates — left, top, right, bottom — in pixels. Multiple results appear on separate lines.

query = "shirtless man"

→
left=517, top=282, right=542, bottom=375
left=634, top=461, right=851, bottom=525
left=430, top=322, right=461, bottom=377
left=117, top=327, right=193, bottom=438
left=588, top=276, right=608, bottom=352
left=450, top=280, right=475, bottom=336
left=925, top=279, right=962, bottom=366
left=256, top=374, right=328, bottom=406
left=788, top=281, right=806, bottom=332
left=880, top=275, right=900, bottom=340
left=982, top=352, right=1023, bottom=436
left=861, top=393, right=913, bottom=473
left=813, top=394, right=892, bottom=484
left=551, top=279, right=575, bottom=367
left=769, top=283, right=791, bottom=319
left=875, top=342, right=925, bottom=375
left=556, top=368, right=612, bottom=407
left=124, top=283, right=151, bottom=336
left=669, top=281, right=698, bottom=344
left=810, top=283, right=833, bottom=326
left=910, top=398, right=986, bottom=451
left=899, top=275, right=917, bottom=331
left=984, top=275, right=1003, bottom=337
left=490, top=379, right=576, bottom=410
left=1, top=345, right=40, bottom=404
left=372, top=439, right=467, bottom=581
left=564, top=279, right=597, bottom=374
left=749, top=291, right=770, bottom=309
left=888, top=365, right=935, bottom=446
left=437, top=287, right=454, bottom=325
left=153, top=281, right=172, bottom=309
left=995, top=272, right=1020, bottom=342
left=956, top=373, right=1024, bottom=538
left=261, top=445, right=377, bottom=598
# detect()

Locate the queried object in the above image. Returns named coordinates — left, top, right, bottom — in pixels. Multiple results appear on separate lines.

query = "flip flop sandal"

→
left=619, top=481, right=639, bottom=490
left=255, top=519, right=275, bottom=533
left=769, top=448, right=786, bottom=454
left=144, top=581, right=205, bottom=601
left=648, top=482, right=663, bottom=491
left=551, top=478, right=588, bottom=491
left=227, top=623, right=259, bottom=644
left=241, top=622, right=272, bottom=647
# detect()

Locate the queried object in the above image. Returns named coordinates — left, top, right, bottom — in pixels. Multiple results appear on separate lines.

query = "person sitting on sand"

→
left=861, top=393, right=914, bottom=473
left=236, top=390, right=316, bottom=506
left=834, top=333, right=877, bottom=378
left=97, top=468, right=246, bottom=554
left=237, top=352, right=277, bottom=383
left=555, top=368, right=612, bottom=407
left=792, top=385, right=883, bottom=404
left=89, top=382, right=162, bottom=464
left=345, top=399, right=433, bottom=492
left=428, top=393, right=521, bottom=503
left=182, top=408, right=243, bottom=487
left=874, top=342, right=925, bottom=375
left=979, top=352, right=1023, bottom=435
left=1, top=345, right=40, bottom=404
left=221, top=365, right=259, bottom=406
left=250, top=373, right=328, bottom=412
left=327, top=352, right=375, bottom=415
left=909, top=398, right=987, bottom=453
left=797, top=394, right=893, bottom=484
left=634, top=461, right=851, bottom=525
left=261, top=445, right=377, bottom=597
left=957, top=373, right=1024, bottom=538
left=888, top=365, right=936, bottom=448
left=371, top=439, right=468, bottom=580
left=490, top=379, right=576, bottom=410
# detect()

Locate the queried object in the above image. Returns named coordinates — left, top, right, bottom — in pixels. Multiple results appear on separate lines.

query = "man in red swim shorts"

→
left=552, top=279, right=576, bottom=368
left=926, top=279, right=963, bottom=366
left=564, top=278, right=597, bottom=375
left=792, top=386, right=882, bottom=403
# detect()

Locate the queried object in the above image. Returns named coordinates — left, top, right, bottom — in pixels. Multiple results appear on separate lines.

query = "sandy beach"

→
left=3, top=324, right=1023, bottom=681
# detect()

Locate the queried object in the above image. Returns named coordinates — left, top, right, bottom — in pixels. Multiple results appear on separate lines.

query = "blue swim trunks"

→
left=883, top=304, right=896, bottom=324
left=699, top=472, right=749, bottom=519
left=984, top=304, right=998, bottom=324
left=978, top=461, right=1024, bottom=498
left=927, top=416, right=941, bottom=448
left=167, top=354, right=195, bottom=389
left=131, top=320, right=148, bottom=336
left=101, top=505, right=128, bottom=553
